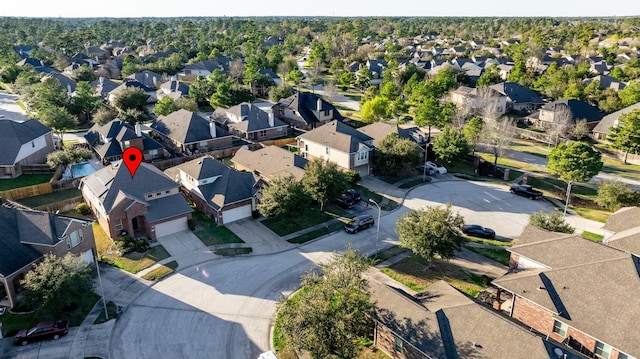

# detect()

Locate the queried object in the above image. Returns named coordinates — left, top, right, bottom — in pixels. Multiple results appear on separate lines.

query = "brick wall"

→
left=375, top=322, right=429, bottom=359
left=511, top=296, right=555, bottom=335
left=509, top=253, right=520, bottom=270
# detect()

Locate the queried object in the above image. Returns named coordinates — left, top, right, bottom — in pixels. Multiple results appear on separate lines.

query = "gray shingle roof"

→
left=215, top=102, right=288, bottom=133
left=0, top=119, right=52, bottom=166
left=358, top=122, right=427, bottom=147
left=81, top=162, right=181, bottom=215
left=602, top=206, right=640, bottom=233
left=298, top=120, right=373, bottom=153
left=151, top=109, right=231, bottom=145
left=165, top=156, right=256, bottom=210
left=144, top=193, right=193, bottom=222
left=0, top=206, right=44, bottom=276
left=489, top=82, right=544, bottom=105
left=277, top=91, right=345, bottom=126
left=84, top=120, right=165, bottom=160
left=231, top=146, right=308, bottom=181
left=592, top=103, right=640, bottom=136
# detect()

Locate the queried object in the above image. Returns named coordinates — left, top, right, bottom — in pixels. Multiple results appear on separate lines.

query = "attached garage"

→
left=221, top=205, right=252, bottom=224
left=154, top=217, right=188, bottom=237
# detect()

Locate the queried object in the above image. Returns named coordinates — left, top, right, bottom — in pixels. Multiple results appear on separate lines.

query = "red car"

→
left=14, top=320, right=68, bottom=346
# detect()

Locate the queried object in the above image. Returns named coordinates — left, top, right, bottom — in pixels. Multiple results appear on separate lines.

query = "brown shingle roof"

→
left=231, top=146, right=307, bottom=181
left=602, top=207, right=640, bottom=233
left=297, top=120, right=372, bottom=153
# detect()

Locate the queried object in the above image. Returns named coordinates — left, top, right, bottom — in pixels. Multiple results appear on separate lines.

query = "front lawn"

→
left=1, top=292, right=99, bottom=336
left=369, top=245, right=408, bottom=264
left=93, top=301, right=119, bottom=324
left=399, top=178, right=431, bottom=189
left=464, top=246, right=511, bottom=266
left=17, top=188, right=81, bottom=207
left=380, top=255, right=487, bottom=297
left=287, top=221, right=346, bottom=244
left=141, top=261, right=179, bottom=281
left=94, top=223, right=170, bottom=274
left=191, top=210, right=244, bottom=246
left=0, top=174, right=53, bottom=191
left=581, top=231, right=604, bottom=242
left=263, top=208, right=337, bottom=236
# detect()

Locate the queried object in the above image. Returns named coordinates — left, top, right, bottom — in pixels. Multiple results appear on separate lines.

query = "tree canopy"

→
left=301, top=159, right=349, bottom=211
left=395, top=204, right=466, bottom=262
left=257, top=175, right=309, bottom=218
left=607, top=109, right=640, bottom=164
left=433, top=126, right=470, bottom=164
left=374, top=133, right=422, bottom=175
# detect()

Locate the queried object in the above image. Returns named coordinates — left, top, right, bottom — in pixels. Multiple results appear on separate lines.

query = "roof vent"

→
left=538, top=286, right=546, bottom=291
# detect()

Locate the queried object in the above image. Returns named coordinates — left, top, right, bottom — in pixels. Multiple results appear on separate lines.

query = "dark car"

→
left=510, top=184, right=543, bottom=200
left=14, top=320, right=68, bottom=346
left=344, top=214, right=375, bottom=234
left=344, top=189, right=362, bottom=203
left=335, top=194, right=357, bottom=208
left=462, top=225, right=496, bottom=239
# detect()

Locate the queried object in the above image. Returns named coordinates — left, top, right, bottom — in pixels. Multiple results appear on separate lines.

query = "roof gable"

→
left=0, top=119, right=52, bottom=166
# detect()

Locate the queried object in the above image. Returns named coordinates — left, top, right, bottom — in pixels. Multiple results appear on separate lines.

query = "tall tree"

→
left=463, top=116, right=483, bottom=150
left=112, top=87, right=148, bottom=111
left=257, top=175, right=309, bottom=218
left=70, top=81, right=102, bottom=124
left=21, top=254, right=94, bottom=315
left=414, top=97, right=450, bottom=138
left=375, top=133, right=422, bottom=175
left=301, top=159, right=349, bottom=211
left=433, top=126, right=470, bottom=164
left=547, top=141, right=603, bottom=216
left=607, top=109, right=640, bottom=164
left=37, top=105, right=78, bottom=145
left=395, top=204, right=466, bottom=262
left=361, top=96, right=389, bottom=123
left=277, top=248, right=374, bottom=359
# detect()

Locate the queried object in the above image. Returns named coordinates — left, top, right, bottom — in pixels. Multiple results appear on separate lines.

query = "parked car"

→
left=462, top=225, right=496, bottom=239
left=335, top=194, right=357, bottom=208
left=510, top=184, right=543, bottom=200
left=424, top=161, right=447, bottom=174
left=344, top=214, right=375, bottom=234
left=14, top=320, right=68, bottom=346
left=344, top=189, right=362, bottom=203
left=416, top=164, right=437, bottom=176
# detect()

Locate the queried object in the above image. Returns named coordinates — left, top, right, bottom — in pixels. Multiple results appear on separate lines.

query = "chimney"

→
left=135, top=123, right=142, bottom=137
left=67, top=84, right=72, bottom=93
left=209, top=122, right=216, bottom=138
left=268, top=112, right=274, bottom=127
left=152, top=76, right=157, bottom=87
left=316, top=98, right=322, bottom=112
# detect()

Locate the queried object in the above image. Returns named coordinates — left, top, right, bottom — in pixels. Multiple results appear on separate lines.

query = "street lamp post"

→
left=94, top=253, right=108, bottom=321
left=369, top=198, right=381, bottom=255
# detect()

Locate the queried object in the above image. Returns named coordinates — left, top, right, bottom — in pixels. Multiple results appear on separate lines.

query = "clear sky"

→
left=3, top=0, right=640, bottom=18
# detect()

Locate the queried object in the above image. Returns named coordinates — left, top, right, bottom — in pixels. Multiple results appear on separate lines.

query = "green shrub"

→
left=595, top=180, right=640, bottom=212
left=187, top=219, right=196, bottom=231
left=529, top=211, right=575, bottom=233
left=75, top=203, right=91, bottom=215
left=114, top=236, right=149, bottom=255
left=345, top=170, right=361, bottom=184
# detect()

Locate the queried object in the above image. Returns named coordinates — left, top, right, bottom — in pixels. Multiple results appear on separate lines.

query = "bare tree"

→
left=229, top=59, right=245, bottom=83
left=546, top=104, right=573, bottom=146
left=480, top=100, right=516, bottom=170
left=570, top=119, right=590, bottom=140
left=323, top=81, right=337, bottom=103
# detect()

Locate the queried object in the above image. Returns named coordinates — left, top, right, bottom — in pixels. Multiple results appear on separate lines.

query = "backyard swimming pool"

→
left=69, top=162, right=96, bottom=178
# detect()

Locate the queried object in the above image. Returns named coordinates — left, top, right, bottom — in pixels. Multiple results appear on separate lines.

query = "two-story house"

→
left=212, top=102, right=289, bottom=141
left=0, top=118, right=55, bottom=178
left=0, top=200, right=96, bottom=309
left=528, top=99, right=606, bottom=131
left=273, top=91, right=345, bottom=131
left=80, top=162, right=193, bottom=240
left=489, top=82, right=545, bottom=113
left=84, top=120, right=167, bottom=164
left=297, top=120, right=373, bottom=176
left=450, top=86, right=507, bottom=117
left=150, top=109, right=233, bottom=155
left=165, top=156, right=257, bottom=224
left=231, top=146, right=308, bottom=184
left=491, top=222, right=640, bottom=359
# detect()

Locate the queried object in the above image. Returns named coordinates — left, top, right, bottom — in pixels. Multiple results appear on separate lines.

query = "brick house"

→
left=0, top=119, right=55, bottom=178
left=370, top=279, right=574, bottom=359
left=273, top=91, right=345, bottom=131
left=0, top=201, right=95, bottom=309
left=165, top=156, right=256, bottom=224
left=84, top=120, right=167, bottom=164
left=151, top=109, right=233, bottom=155
left=492, top=222, right=640, bottom=359
left=211, top=102, right=289, bottom=141
left=80, top=162, right=193, bottom=240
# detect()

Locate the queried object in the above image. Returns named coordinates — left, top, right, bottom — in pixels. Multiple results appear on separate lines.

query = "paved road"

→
left=107, top=179, right=552, bottom=359
left=0, top=92, right=29, bottom=122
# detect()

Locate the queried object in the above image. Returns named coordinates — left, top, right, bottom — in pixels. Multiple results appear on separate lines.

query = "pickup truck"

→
left=510, top=184, right=543, bottom=200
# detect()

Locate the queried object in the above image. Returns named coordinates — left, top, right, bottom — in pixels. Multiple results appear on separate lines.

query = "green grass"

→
left=191, top=210, right=244, bottom=246
left=465, top=236, right=514, bottom=247
left=600, top=159, right=640, bottom=181
left=0, top=174, right=53, bottom=191
left=61, top=208, right=95, bottom=220
left=212, top=247, right=253, bottom=256
left=263, top=208, right=337, bottom=236
left=369, top=245, right=408, bottom=264
left=94, top=223, right=171, bottom=274
left=93, top=301, right=119, bottom=324
left=380, top=255, right=486, bottom=297
left=287, top=221, right=346, bottom=244
left=1, top=292, right=100, bottom=336
left=464, top=246, right=511, bottom=266
left=17, top=188, right=81, bottom=207
left=573, top=207, right=611, bottom=223
left=581, top=231, right=604, bottom=243
left=141, top=261, right=179, bottom=280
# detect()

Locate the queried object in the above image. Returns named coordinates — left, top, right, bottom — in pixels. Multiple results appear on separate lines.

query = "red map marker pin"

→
left=123, top=147, right=143, bottom=178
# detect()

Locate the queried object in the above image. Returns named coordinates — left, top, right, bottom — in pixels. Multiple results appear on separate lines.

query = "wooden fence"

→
left=0, top=182, right=52, bottom=201
left=20, top=164, right=56, bottom=175
left=151, top=145, right=262, bottom=171
left=33, top=196, right=83, bottom=213
left=51, top=177, right=82, bottom=191
left=258, top=138, right=297, bottom=147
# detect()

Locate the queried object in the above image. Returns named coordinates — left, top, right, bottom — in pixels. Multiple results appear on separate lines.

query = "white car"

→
left=425, top=161, right=447, bottom=174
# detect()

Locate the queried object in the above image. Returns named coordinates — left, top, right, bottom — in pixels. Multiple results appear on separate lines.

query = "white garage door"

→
left=221, top=205, right=252, bottom=224
left=154, top=217, right=188, bottom=237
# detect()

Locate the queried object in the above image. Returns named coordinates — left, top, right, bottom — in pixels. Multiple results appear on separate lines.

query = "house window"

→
left=277, top=127, right=283, bottom=134
left=357, top=151, right=368, bottom=161
left=618, top=353, right=634, bottom=359
left=146, top=194, right=153, bottom=199
left=595, top=341, right=612, bottom=359
left=115, top=219, right=123, bottom=230
left=305, top=144, right=308, bottom=152
left=156, top=192, right=161, bottom=196
left=260, top=130, right=267, bottom=137
left=394, top=336, right=403, bottom=352
left=150, top=149, right=158, bottom=158
left=67, top=230, right=83, bottom=248
left=324, top=110, right=329, bottom=116
left=200, top=140, right=208, bottom=147
left=325, top=146, right=329, bottom=154
left=552, top=320, right=567, bottom=337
